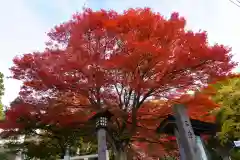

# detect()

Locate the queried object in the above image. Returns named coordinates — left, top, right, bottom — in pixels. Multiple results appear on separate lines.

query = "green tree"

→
left=0, top=153, right=8, bottom=160
left=4, top=133, right=97, bottom=160
left=211, top=77, right=240, bottom=143
left=0, top=72, right=7, bottom=159
left=0, top=72, right=5, bottom=119
left=205, top=76, right=240, bottom=159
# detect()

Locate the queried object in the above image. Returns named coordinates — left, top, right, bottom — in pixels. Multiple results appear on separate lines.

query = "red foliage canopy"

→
left=0, top=95, right=94, bottom=131
left=7, top=8, right=236, bottom=158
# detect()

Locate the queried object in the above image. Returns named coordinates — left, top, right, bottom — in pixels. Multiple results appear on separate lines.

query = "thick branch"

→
left=138, top=89, right=155, bottom=108
left=114, top=83, right=123, bottom=108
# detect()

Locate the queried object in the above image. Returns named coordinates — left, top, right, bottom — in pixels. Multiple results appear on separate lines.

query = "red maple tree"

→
left=0, top=94, right=97, bottom=159
left=8, top=8, right=236, bottom=159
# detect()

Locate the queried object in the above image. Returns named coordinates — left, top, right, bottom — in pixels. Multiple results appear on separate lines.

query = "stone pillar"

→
left=97, top=128, right=108, bottom=160
left=174, top=128, right=186, bottom=160
left=64, top=146, right=70, bottom=160
left=196, top=136, right=208, bottom=160
left=173, top=104, right=201, bottom=160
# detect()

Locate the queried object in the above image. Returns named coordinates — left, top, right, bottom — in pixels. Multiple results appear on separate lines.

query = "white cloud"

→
left=0, top=0, right=87, bottom=106
left=0, top=0, right=49, bottom=106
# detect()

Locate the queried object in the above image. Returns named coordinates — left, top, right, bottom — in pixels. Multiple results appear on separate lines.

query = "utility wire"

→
left=229, top=0, right=240, bottom=7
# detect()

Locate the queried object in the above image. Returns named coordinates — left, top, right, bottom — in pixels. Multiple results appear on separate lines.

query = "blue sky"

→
left=0, top=0, right=240, bottom=106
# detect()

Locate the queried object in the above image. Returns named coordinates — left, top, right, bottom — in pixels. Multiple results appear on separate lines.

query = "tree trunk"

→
left=115, top=150, right=127, bottom=160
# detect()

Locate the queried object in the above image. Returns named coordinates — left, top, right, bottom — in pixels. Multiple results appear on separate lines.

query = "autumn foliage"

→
left=1, top=8, right=237, bottom=159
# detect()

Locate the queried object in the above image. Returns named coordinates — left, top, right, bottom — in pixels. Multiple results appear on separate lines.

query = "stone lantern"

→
left=91, top=110, right=113, bottom=160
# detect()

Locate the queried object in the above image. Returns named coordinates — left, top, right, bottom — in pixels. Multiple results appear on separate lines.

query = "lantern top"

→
left=90, top=109, right=113, bottom=121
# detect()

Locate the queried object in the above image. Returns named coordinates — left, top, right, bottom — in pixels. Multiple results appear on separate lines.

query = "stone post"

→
left=173, top=104, right=201, bottom=160
left=97, top=128, right=108, bottom=160
left=64, top=145, right=70, bottom=160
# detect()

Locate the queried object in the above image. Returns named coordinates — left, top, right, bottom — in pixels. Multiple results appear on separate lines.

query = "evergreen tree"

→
left=0, top=72, right=5, bottom=119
